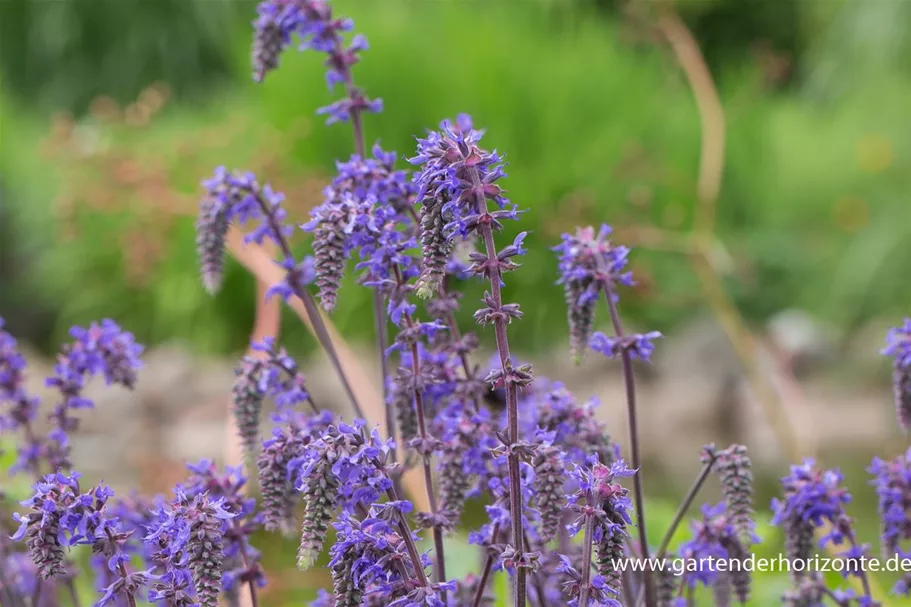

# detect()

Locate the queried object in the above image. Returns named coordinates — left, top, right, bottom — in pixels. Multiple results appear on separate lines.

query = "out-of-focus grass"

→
left=5, top=0, right=911, bottom=357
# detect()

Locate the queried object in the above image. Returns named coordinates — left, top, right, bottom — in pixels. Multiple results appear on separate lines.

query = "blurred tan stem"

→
left=224, top=226, right=429, bottom=511
left=654, top=7, right=884, bottom=603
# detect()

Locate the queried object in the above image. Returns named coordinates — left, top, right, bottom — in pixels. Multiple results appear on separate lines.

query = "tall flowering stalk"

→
left=565, top=459, right=635, bottom=607
left=411, top=114, right=537, bottom=607
left=196, top=166, right=363, bottom=419
left=555, top=225, right=662, bottom=604
left=772, top=460, right=879, bottom=606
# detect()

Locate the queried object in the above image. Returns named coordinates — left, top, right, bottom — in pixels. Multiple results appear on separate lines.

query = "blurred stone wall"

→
left=11, top=313, right=901, bottom=496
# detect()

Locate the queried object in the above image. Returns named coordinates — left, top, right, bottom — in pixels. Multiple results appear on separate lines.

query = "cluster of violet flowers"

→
left=4, top=2, right=911, bottom=607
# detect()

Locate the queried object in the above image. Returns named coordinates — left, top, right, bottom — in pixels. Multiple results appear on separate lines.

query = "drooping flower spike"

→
left=883, top=319, right=911, bottom=433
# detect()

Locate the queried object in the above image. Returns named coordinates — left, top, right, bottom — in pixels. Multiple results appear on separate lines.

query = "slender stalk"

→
left=577, top=506, right=596, bottom=607
left=655, top=456, right=717, bottom=560
left=235, top=525, right=260, bottom=607
left=599, top=276, right=653, bottom=607
left=470, top=170, right=527, bottom=607
left=523, top=531, right=547, bottom=607
left=820, top=585, right=852, bottom=607
left=381, top=487, right=429, bottom=587
left=435, top=284, right=481, bottom=414
left=104, top=528, right=137, bottom=607
left=390, top=265, right=447, bottom=597
left=372, top=290, right=396, bottom=464
left=471, top=523, right=501, bottom=607
left=621, top=570, right=637, bottom=607
left=249, top=191, right=365, bottom=420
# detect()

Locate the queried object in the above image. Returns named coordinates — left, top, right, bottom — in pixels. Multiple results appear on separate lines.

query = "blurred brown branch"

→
left=649, top=5, right=884, bottom=602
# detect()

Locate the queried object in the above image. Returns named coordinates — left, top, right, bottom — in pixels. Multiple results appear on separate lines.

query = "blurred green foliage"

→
left=2, top=0, right=911, bottom=358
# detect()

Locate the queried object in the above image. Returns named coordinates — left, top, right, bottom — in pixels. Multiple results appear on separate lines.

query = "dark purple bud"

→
left=654, top=557, right=679, bottom=607
left=183, top=495, right=232, bottom=607
left=532, top=445, right=565, bottom=544
left=415, top=197, right=454, bottom=299
left=298, top=457, right=340, bottom=570
left=251, top=1, right=297, bottom=82
left=715, top=444, right=755, bottom=546
left=232, top=357, right=265, bottom=462
left=882, top=319, right=911, bottom=433
left=196, top=197, right=230, bottom=295
left=257, top=425, right=309, bottom=534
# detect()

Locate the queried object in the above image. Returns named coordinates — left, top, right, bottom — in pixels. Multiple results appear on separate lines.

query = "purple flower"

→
left=677, top=503, right=751, bottom=602
left=553, top=225, right=634, bottom=362
left=772, top=460, right=873, bottom=594
left=771, top=460, right=851, bottom=530
left=251, top=0, right=299, bottom=82
left=556, top=554, right=621, bottom=607
left=251, top=0, right=382, bottom=123
left=523, top=380, right=615, bottom=468
left=0, top=318, right=40, bottom=432
left=11, top=472, right=81, bottom=579
left=566, top=459, right=635, bottom=597
left=198, top=168, right=311, bottom=303
left=183, top=461, right=266, bottom=596
left=531, top=442, right=566, bottom=544
left=293, top=423, right=396, bottom=569
left=150, top=492, right=234, bottom=607
left=44, top=320, right=143, bottom=470
left=869, top=449, right=911, bottom=558
left=409, top=114, right=512, bottom=243
left=883, top=319, right=911, bottom=432
left=707, top=444, right=755, bottom=547
left=589, top=331, right=663, bottom=362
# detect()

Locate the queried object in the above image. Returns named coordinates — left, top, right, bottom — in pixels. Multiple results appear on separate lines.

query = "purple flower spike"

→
left=251, top=0, right=299, bottom=82
left=883, top=319, right=911, bottom=433
left=0, top=318, right=40, bottom=434
left=772, top=459, right=875, bottom=602
left=251, top=0, right=382, bottom=124
left=12, top=473, right=81, bottom=579
left=677, top=503, right=751, bottom=603
left=198, top=168, right=309, bottom=303
left=44, top=320, right=143, bottom=470
left=869, top=449, right=911, bottom=560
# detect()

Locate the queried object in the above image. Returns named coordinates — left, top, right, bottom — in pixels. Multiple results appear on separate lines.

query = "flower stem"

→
left=391, top=265, right=447, bottom=598
left=372, top=289, right=397, bottom=469
left=599, top=277, right=654, bottom=607
left=249, top=191, right=365, bottom=420
left=471, top=170, right=527, bottom=607
left=655, top=455, right=717, bottom=560
left=578, top=506, right=596, bottom=607
left=471, top=523, right=501, bottom=607
left=235, top=523, right=260, bottom=607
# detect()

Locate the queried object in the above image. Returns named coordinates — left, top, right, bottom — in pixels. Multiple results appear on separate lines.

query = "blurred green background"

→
left=2, top=0, right=911, bottom=604
left=3, top=0, right=911, bottom=356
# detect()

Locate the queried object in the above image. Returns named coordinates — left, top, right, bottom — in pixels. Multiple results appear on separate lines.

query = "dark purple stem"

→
left=470, top=171, right=527, bottom=607
left=249, top=190, right=365, bottom=420
left=390, top=266, right=447, bottom=598
left=578, top=502, right=596, bottom=607
left=372, top=290, right=397, bottom=468
left=106, top=529, right=137, bottom=607
left=471, top=523, right=501, bottom=607
left=599, top=275, right=653, bottom=607
left=656, top=455, right=716, bottom=560
left=234, top=523, right=260, bottom=607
